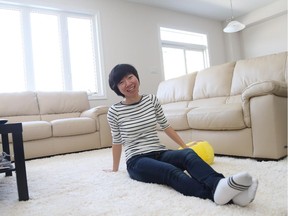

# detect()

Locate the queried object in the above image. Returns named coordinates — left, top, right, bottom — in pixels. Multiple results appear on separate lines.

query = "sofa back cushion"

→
left=37, top=91, right=90, bottom=115
left=230, top=52, right=287, bottom=95
left=193, top=62, right=235, bottom=100
left=37, top=91, right=90, bottom=121
left=0, top=91, right=40, bottom=121
left=156, top=72, right=197, bottom=104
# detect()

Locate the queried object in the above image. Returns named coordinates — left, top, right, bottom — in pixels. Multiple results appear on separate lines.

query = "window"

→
left=0, top=3, right=104, bottom=98
left=160, top=27, right=210, bottom=80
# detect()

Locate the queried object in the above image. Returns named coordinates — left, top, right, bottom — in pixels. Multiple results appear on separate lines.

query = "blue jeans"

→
left=127, top=148, right=224, bottom=201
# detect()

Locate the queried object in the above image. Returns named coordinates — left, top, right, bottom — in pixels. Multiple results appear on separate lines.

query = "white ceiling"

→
left=124, top=0, right=279, bottom=21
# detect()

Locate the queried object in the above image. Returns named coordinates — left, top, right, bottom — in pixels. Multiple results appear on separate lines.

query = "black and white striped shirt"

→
left=107, top=94, right=170, bottom=161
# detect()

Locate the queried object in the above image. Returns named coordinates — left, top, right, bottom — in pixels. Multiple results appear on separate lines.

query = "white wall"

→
left=5, top=0, right=227, bottom=107
left=240, top=13, right=287, bottom=59
left=224, top=0, right=287, bottom=61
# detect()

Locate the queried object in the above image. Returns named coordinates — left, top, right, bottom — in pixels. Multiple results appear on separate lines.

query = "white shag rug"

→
left=0, top=148, right=287, bottom=216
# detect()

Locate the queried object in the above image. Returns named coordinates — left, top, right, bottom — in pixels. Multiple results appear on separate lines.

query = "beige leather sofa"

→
left=0, top=91, right=112, bottom=159
left=156, top=52, right=287, bottom=160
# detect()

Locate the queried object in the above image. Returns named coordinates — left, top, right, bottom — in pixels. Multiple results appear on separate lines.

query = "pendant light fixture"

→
left=223, top=0, right=245, bottom=33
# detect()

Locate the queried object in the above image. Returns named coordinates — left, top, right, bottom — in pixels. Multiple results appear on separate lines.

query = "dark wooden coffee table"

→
left=0, top=123, right=29, bottom=201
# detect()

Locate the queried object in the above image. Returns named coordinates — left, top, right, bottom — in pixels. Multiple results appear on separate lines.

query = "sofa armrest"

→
left=241, top=81, right=287, bottom=127
left=249, top=95, right=287, bottom=159
left=80, top=105, right=112, bottom=148
left=242, top=80, right=287, bottom=100
left=80, top=105, right=109, bottom=119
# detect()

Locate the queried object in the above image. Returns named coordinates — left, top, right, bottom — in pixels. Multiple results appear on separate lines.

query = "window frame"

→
left=160, top=27, right=210, bottom=80
left=0, top=3, right=106, bottom=100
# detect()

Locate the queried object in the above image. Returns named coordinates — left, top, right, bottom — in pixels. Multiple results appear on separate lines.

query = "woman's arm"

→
left=112, top=144, right=122, bottom=172
left=164, top=126, right=187, bottom=149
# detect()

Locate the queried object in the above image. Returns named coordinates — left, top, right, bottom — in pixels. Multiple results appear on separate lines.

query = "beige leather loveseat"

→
left=156, top=52, right=287, bottom=160
left=0, top=91, right=112, bottom=159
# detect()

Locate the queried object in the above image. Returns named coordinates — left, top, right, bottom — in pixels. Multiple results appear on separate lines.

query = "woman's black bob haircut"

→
left=108, top=64, right=140, bottom=97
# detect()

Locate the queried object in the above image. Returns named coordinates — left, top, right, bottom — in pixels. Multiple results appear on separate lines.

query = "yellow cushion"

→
left=179, top=141, right=214, bottom=165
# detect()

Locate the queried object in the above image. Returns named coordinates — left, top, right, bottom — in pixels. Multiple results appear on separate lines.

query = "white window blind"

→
left=0, top=7, right=26, bottom=92
left=0, top=3, right=104, bottom=98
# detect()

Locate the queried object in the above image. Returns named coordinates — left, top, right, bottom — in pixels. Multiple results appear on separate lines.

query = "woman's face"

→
left=117, top=74, right=139, bottom=98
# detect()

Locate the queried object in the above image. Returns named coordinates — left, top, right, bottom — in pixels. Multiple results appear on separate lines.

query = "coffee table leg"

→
left=12, top=128, right=29, bottom=201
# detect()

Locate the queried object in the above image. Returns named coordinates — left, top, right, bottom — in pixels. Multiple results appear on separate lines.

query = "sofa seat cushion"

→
left=41, top=113, right=81, bottom=122
left=51, top=117, right=97, bottom=137
left=161, top=101, right=190, bottom=111
left=187, top=104, right=246, bottom=130
left=22, top=121, right=52, bottom=141
left=188, top=97, right=228, bottom=107
left=4, top=115, right=41, bottom=123
left=162, top=108, right=192, bottom=130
